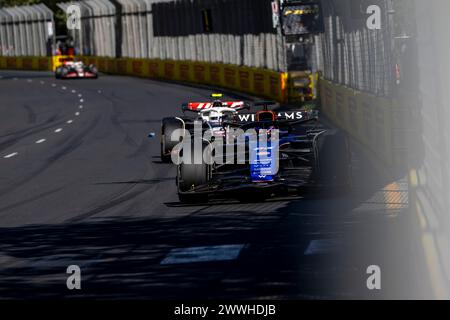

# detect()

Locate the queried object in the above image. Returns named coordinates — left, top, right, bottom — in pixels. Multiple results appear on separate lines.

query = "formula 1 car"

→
left=174, top=102, right=351, bottom=203
left=55, top=57, right=98, bottom=79
left=160, top=93, right=251, bottom=162
left=160, top=94, right=316, bottom=163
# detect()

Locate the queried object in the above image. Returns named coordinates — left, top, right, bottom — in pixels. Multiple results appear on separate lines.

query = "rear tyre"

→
left=177, top=142, right=212, bottom=203
left=315, top=130, right=351, bottom=194
left=161, top=118, right=184, bottom=163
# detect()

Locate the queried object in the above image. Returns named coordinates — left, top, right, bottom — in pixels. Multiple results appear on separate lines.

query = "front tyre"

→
left=161, top=118, right=184, bottom=163
left=177, top=142, right=212, bottom=203
left=55, top=67, right=62, bottom=79
left=89, top=64, right=98, bottom=74
left=60, top=67, right=69, bottom=79
left=88, top=65, right=98, bottom=79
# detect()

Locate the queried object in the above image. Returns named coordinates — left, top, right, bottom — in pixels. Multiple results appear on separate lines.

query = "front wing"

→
left=61, top=71, right=97, bottom=79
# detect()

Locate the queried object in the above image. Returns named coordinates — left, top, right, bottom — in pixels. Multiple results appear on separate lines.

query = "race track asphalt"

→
left=0, top=71, right=431, bottom=299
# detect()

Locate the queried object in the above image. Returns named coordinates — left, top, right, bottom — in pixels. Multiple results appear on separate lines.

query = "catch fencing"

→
left=55, top=0, right=286, bottom=71
left=0, top=4, right=54, bottom=57
left=59, top=0, right=286, bottom=71
left=0, top=0, right=286, bottom=71
left=56, top=0, right=116, bottom=57
left=317, top=0, right=408, bottom=171
left=316, top=0, right=395, bottom=97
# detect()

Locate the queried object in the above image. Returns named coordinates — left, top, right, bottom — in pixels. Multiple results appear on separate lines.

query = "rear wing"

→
left=60, top=57, right=74, bottom=64
left=182, top=101, right=249, bottom=112
left=234, top=110, right=319, bottom=123
left=254, top=101, right=277, bottom=110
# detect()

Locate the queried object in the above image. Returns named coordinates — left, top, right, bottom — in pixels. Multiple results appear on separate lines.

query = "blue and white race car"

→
left=175, top=101, right=351, bottom=203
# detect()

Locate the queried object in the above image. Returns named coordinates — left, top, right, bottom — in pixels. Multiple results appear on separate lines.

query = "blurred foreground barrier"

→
left=0, top=56, right=288, bottom=103
left=319, top=78, right=408, bottom=168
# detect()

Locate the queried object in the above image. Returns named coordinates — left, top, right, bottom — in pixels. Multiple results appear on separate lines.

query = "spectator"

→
left=55, top=40, right=62, bottom=55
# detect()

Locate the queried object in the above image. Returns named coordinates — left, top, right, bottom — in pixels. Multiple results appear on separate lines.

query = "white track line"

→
left=78, top=94, right=82, bottom=97
left=54, top=128, right=63, bottom=133
left=80, top=99, right=84, bottom=103
left=75, top=112, right=80, bottom=116
left=35, top=139, right=46, bottom=144
left=79, top=105, right=83, bottom=109
left=72, top=90, right=76, bottom=93
left=62, top=86, right=67, bottom=90
left=67, top=120, right=73, bottom=124
left=4, top=152, right=18, bottom=159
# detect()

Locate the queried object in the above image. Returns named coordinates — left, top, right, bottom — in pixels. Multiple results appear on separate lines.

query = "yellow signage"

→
left=284, top=8, right=319, bottom=15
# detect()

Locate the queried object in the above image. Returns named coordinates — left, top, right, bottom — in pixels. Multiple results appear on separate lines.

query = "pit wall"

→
left=0, top=56, right=288, bottom=103
left=319, top=79, right=408, bottom=169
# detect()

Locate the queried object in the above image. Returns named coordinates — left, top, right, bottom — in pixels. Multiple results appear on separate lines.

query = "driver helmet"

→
left=212, top=100, right=223, bottom=108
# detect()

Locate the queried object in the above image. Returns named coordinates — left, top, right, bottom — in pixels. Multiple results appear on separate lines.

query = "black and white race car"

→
left=160, top=94, right=251, bottom=163
left=55, top=58, right=98, bottom=79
